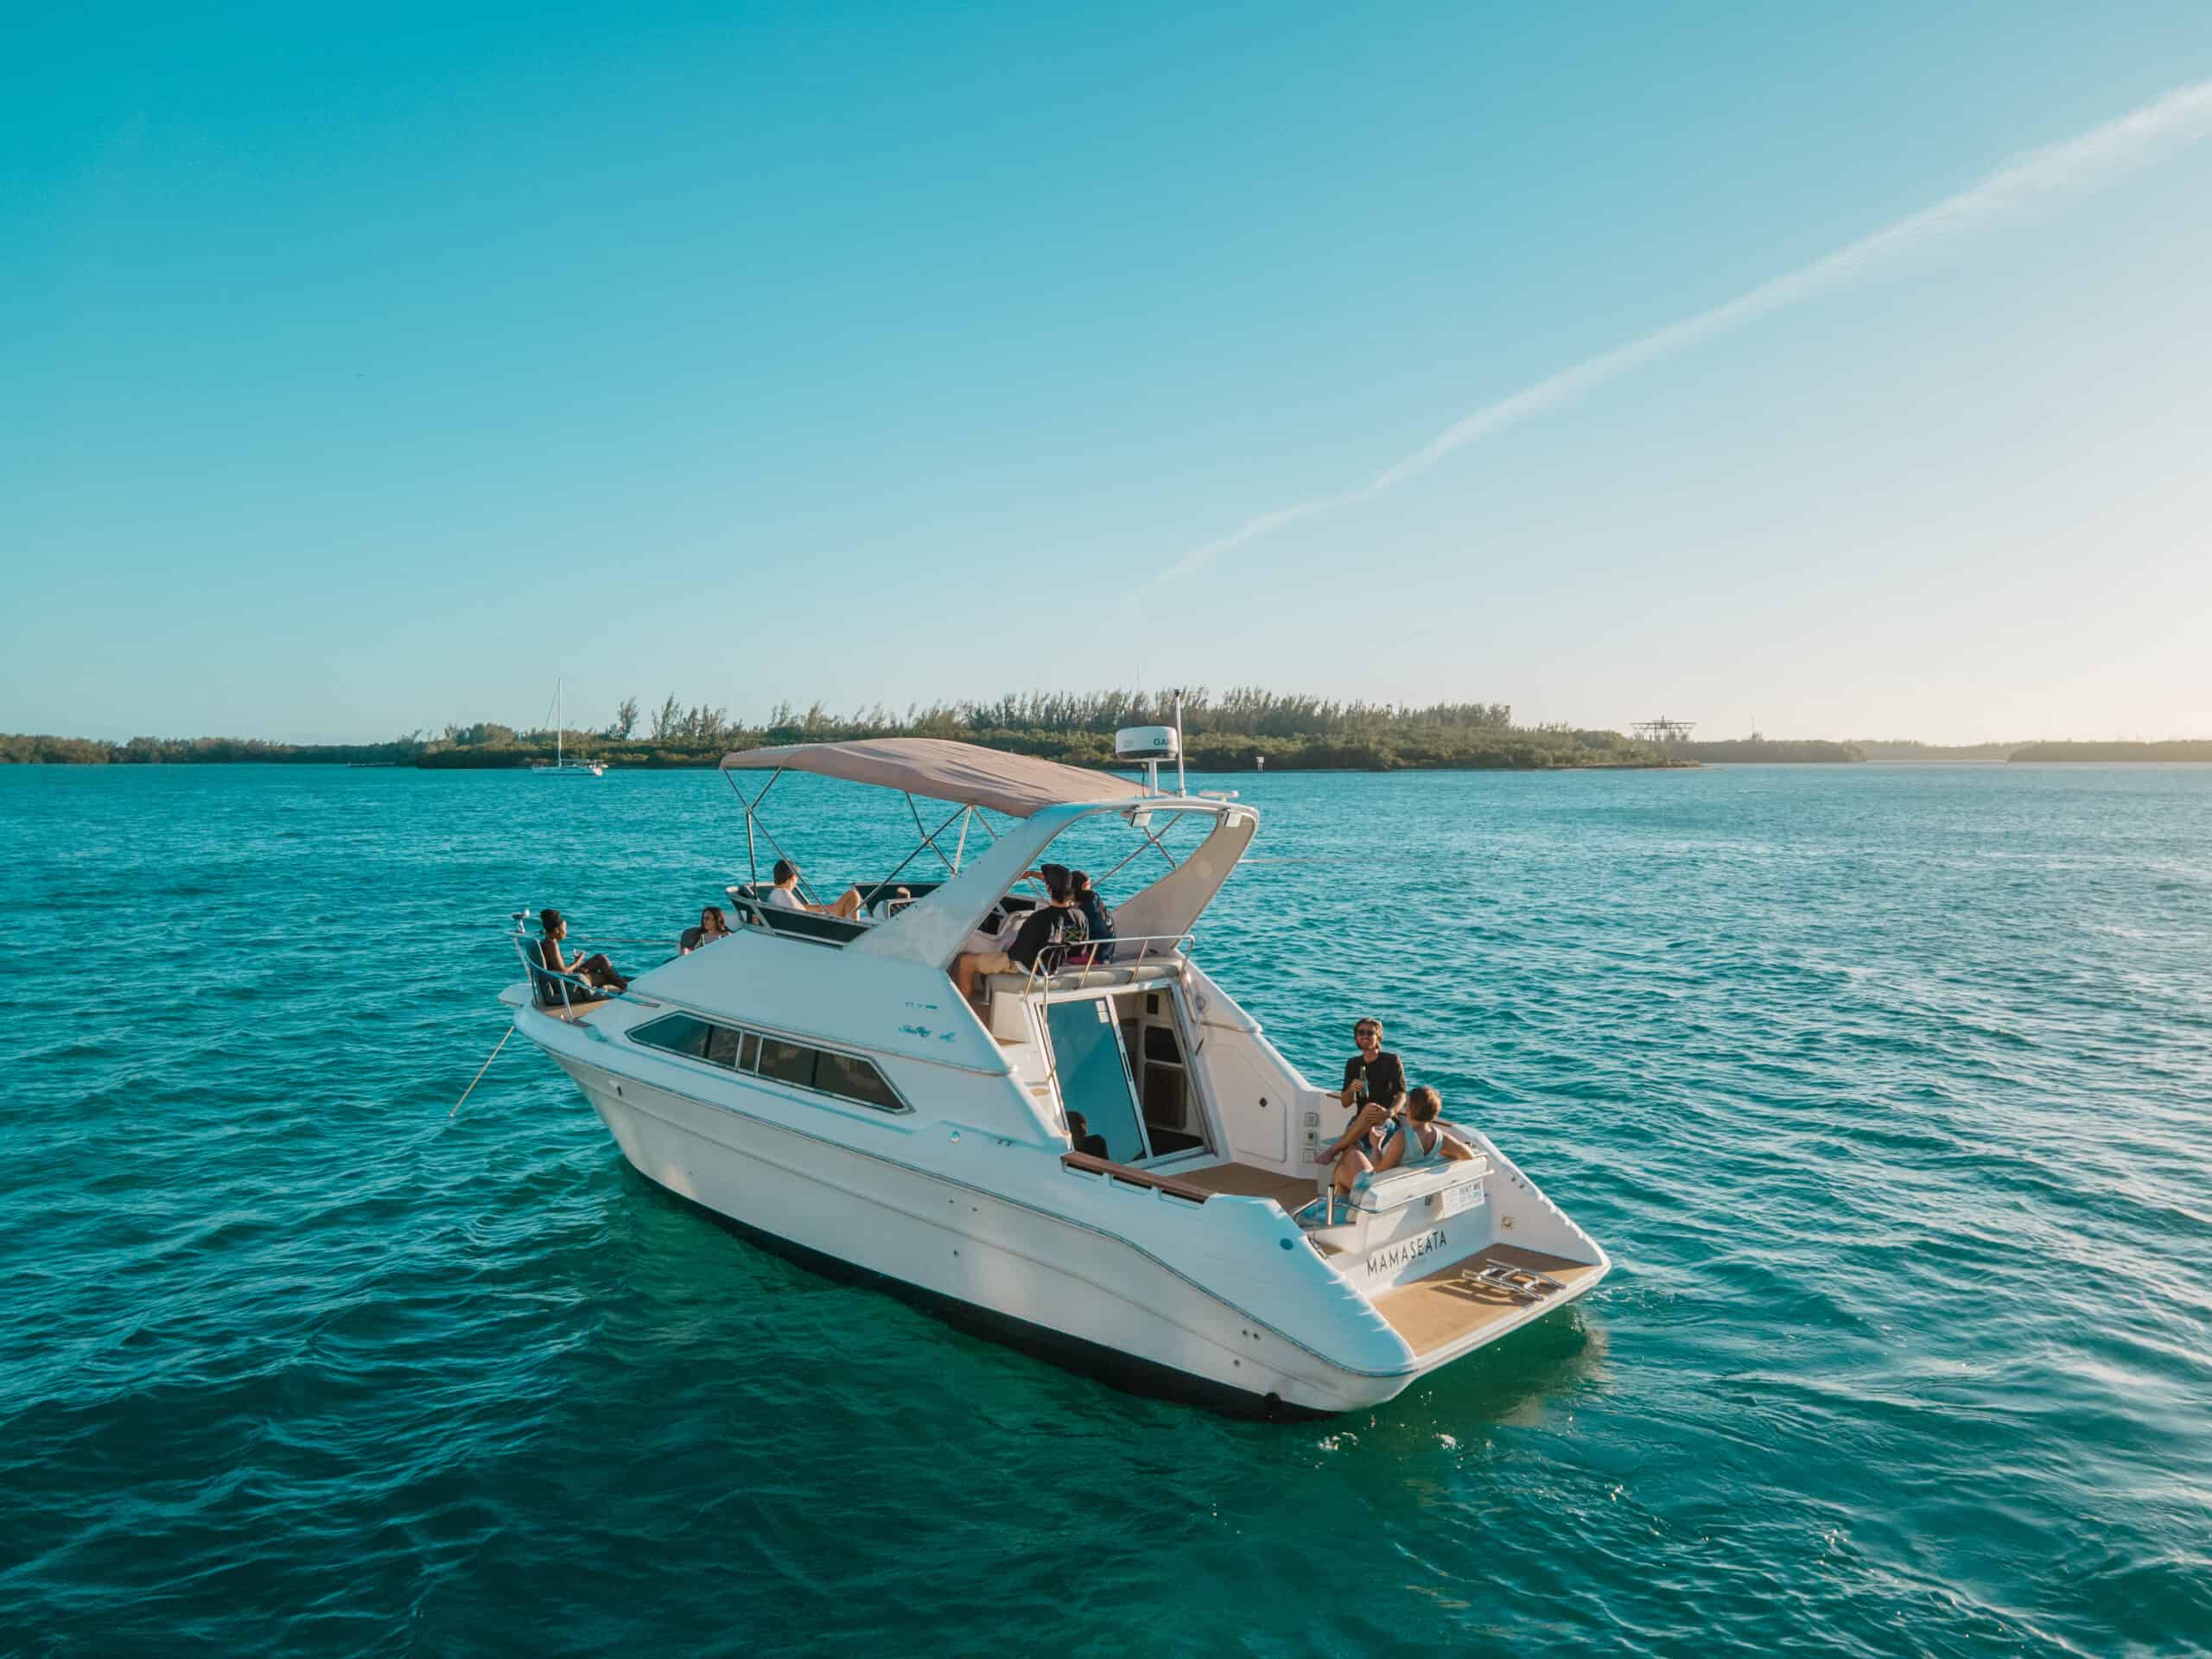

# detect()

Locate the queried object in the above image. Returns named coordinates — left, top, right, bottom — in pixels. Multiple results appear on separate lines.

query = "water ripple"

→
left=3, top=762, right=2209, bottom=1655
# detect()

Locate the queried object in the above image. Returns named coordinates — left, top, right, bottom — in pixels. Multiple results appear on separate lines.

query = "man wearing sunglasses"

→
left=1314, top=1017, right=1408, bottom=1197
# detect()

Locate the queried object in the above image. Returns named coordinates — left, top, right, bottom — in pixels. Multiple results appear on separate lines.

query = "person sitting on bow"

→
left=532, top=908, right=628, bottom=1001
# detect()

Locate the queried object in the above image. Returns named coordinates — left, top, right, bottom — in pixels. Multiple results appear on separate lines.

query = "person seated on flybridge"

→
left=950, top=864, right=1088, bottom=1003
left=760, top=859, right=865, bottom=920
left=1066, top=869, right=1116, bottom=964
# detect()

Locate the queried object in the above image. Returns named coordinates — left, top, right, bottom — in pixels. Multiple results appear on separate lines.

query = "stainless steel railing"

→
left=1009, top=931, right=1195, bottom=999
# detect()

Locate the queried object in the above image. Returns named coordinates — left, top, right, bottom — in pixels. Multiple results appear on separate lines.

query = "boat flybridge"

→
left=500, top=732, right=1608, bottom=1414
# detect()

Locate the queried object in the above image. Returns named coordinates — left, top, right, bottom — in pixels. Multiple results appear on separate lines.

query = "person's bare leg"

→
left=1333, top=1148, right=1373, bottom=1198
left=833, top=887, right=865, bottom=919
left=1317, top=1103, right=1387, bottom=1166
left=951, top=955, right=980, bottom=1001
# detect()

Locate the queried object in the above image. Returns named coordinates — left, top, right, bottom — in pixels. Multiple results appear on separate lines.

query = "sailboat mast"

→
left=556, top=678, right=563, bottom=768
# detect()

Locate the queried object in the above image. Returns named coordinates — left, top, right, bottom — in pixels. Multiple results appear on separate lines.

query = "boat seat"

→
left=524, top=939, right=620, bottom=1012
left=978, top=960, right=1180, bottom=1001
left=725, top=887, right=870, bottom=944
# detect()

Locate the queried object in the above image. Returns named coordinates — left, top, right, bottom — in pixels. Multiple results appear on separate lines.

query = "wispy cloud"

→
left=1161, top=78, right=2212, bottom=584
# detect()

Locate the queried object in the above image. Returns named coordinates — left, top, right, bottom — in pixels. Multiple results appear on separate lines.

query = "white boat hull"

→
left=552, top=1044, right=1600, bottom=1414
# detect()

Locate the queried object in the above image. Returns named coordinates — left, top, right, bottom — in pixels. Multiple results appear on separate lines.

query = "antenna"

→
left=1173, top=689, right=1187, bottom=797
left=1632, top=716, right=1697, bottom=746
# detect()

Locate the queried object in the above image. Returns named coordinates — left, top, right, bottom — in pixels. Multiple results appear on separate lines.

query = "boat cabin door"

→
left=1043, top=998, right=1147, bottom=1164
left=1041, top=989, right=1212, bottom=1166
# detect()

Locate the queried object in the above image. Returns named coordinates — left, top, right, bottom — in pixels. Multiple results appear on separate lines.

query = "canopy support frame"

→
left=1097, top=809, right=1190, bottom=887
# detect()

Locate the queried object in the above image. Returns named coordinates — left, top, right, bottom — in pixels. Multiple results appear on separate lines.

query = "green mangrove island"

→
left=4, top=691, right=1681, bottom=771
left=4, top=688, right=2202, bottom=770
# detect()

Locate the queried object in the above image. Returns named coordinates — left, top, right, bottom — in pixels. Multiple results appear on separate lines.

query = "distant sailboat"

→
left=531, top=679, right=605, bottom=777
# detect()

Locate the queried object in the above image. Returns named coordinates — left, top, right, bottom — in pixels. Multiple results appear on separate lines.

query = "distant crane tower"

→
left=1633, top=717, right=1697, bottom=745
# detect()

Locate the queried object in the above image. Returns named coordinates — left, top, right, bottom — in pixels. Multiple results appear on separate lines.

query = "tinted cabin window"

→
left=814, top=1052, right=902, bottom=1112
left=756, top=1038, right=817, bottom=1090
left=632, top=1018, right=903, bottom=1113
left=633, top=1014, right=714, bottom=1059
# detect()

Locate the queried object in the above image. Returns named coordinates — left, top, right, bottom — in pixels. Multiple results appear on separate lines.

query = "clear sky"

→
left=5, top=0, right=2209, bottom=744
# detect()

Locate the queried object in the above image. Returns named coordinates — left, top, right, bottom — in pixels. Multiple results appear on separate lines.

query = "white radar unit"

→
left=1115, top=722, right=1185, bottom=795
left=1113, top=725, right=1180, bottom=763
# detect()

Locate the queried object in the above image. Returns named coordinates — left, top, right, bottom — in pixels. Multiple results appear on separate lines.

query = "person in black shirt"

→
left=1065, top=1109, right=1109, bottom=1160
left=1315, top=1016, right=1408, bottom=1198
left=951, top=867, right=1090, bottom=1002
left=1067, top=869, right=1116, bottom=964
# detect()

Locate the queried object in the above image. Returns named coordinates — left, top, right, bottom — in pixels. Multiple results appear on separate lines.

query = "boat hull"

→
left=557, top=1054, right=1426, bottom=1414
left=545, top=1046, right=1603, bottom=1414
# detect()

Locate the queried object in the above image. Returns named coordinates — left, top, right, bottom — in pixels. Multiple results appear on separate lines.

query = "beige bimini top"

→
left=719, top=738, right=1147, bottom=820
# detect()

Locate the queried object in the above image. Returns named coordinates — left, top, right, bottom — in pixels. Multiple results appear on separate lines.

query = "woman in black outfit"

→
left=535, top=908, right=628, bottom=996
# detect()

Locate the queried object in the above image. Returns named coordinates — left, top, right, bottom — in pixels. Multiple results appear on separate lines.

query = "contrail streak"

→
left=1160, top=78, right=2212, bottom=584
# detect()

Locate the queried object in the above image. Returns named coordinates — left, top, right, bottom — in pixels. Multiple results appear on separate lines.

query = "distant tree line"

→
left=2005, top=740, right=2212, bottom=762
left=1855, top=739, right=2018, bottom=761
left=1668, top=737, right=1866, bottom=763
left=2, top=689, right=1666, bottom=771
left=413, top=687, right=1654, bottom=772
left=0, top=733, right=433, bottom=765
left=14, top=698, right=2198, bottom=770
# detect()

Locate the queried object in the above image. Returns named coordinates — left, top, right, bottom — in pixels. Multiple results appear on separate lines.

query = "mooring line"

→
left=448, top=1027, right=514, bottom=1121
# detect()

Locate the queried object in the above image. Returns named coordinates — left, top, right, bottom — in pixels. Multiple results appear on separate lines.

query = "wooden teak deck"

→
left=1373, top=1244, right=1600, bottom=1355
left=1173, top=1160, right=1318, bottom=1211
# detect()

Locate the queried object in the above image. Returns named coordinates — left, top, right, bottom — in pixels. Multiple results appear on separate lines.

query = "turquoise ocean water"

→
left=3, top=763, right=2209, bottom=1656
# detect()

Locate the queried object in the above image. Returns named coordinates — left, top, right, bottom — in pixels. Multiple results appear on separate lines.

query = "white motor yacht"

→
left=500, top=733, right=1608, bottom=1414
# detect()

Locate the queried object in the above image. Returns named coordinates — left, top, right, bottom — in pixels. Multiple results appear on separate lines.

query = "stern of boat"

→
left=1287, top=1143, right=1609, bottom=1372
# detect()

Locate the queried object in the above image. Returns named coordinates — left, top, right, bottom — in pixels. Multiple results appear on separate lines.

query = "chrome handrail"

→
left=1011, top=931, right=1195, bottom=1000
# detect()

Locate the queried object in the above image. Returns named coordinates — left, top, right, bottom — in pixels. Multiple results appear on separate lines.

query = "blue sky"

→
left=4, top=0, right=2209, bottom=742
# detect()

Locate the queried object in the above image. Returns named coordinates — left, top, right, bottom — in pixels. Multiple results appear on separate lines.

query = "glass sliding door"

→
left=1045, top=998, right=1147, bottom=1164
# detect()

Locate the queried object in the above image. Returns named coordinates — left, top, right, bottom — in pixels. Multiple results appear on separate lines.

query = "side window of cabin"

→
left=755, top=1037, right=817, bottom=1090
left=632, top=1020, right=902, bottom=1113
left=814, top=1052, right=902, bottom=1113
left=632, top=1013, right=713, bottom=1059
